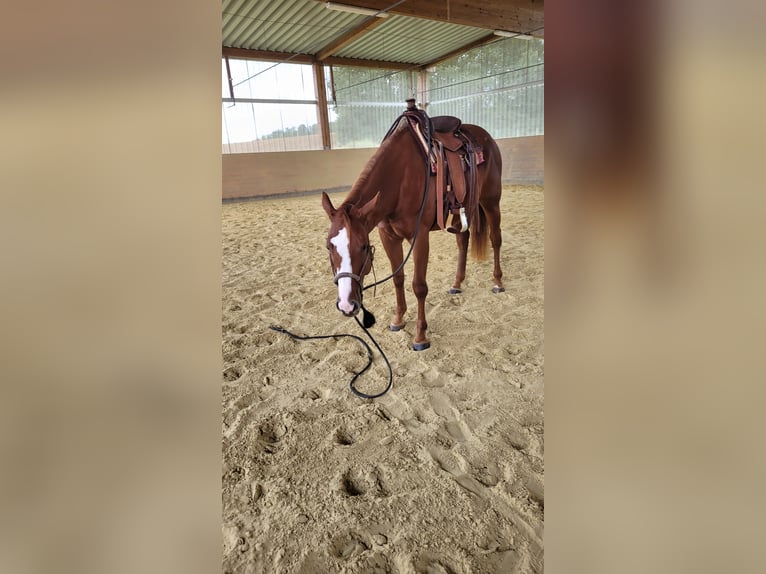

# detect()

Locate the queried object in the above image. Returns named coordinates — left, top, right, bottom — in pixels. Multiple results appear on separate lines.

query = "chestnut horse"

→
left=321, top=113, right=504, bottom=351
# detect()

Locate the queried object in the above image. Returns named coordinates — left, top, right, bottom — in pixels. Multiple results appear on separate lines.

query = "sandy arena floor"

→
left=222, top=184, right=544, bottom=574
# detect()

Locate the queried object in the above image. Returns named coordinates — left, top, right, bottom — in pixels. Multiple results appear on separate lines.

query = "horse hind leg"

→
left=450, top=230, right=470, bottom=294
left=484, top=204, right=505, bottom=293
left=411, top=234, right=431, bottom=351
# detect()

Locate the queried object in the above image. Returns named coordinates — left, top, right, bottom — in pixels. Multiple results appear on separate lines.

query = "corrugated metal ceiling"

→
left=222, top=0, right=504, bottom=67
left=334, top=15, right=489, bottom=65
left=223, top=0, right=365, bottom=56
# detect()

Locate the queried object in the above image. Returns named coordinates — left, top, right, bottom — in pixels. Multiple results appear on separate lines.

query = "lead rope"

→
left=269, top=316, right=392, bottom=399
left=270, top=106, right=432, bottom=399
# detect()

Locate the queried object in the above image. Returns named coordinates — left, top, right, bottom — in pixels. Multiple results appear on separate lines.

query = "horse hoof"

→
left=448, top=288, right=462, bottom=294
left=492, top=286, right=505, bottom=294
left=412, top=341, right=431, bottom=351
left=390, top=323, right=404, bottom=332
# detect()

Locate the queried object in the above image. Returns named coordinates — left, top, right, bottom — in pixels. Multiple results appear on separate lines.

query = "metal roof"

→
left=222, top=0, right=544, bottom=68
left=222, top=0, right=364, bottom=55
left=333, top=15, right=489, bottom=65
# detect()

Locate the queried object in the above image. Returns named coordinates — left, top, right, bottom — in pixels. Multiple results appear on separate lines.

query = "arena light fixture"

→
left=326, top=2, right=390, bottom=17
left=494, top=30, right=533, bottom=40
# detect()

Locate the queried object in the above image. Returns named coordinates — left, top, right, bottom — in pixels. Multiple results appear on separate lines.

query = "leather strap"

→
left=467, top=145, right=479, bottom=233
left=409, top=118, right=431, bottom=158
left=435, top=140, right=446, bottom=230
left=334, top=271, right=362, bottom=285
left=446, top=151, right=467, bottom=205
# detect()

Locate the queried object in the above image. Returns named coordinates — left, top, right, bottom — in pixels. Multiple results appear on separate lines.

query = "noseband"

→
left=333, top=271, right=363, bottom=286
left=330, top=245, right=374, bottom=290
left=330, top=245, right=376, bottom=327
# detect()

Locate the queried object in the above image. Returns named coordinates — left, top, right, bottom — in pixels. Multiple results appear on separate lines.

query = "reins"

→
left=270, top=105, right=433, bottom=399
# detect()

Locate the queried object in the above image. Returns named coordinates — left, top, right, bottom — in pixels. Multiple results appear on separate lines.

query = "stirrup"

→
left=446, top=207, right=469, bottom=234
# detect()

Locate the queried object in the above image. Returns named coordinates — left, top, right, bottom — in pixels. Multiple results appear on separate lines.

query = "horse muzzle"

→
left=337, top=298, right=360, bottom=316
left=334, top=271, right=364, bottom=317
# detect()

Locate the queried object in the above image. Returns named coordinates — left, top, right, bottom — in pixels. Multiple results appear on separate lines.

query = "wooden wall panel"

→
left=222, top=148, right=376, bottom=200
left=222, top=135, right=543, bottom=201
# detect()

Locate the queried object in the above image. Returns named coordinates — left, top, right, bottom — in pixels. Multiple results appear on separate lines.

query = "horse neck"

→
left=345, top=126, right=420, bottom=230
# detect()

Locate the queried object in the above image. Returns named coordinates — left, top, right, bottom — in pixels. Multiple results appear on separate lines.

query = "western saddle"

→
left=389, top=99, right=485, bottom=233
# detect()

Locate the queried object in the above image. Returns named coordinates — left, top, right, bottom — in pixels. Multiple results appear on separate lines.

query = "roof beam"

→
left=319, top=0, right=544, bottom=36
left=322, top=55, right=415, bottom=70
left=419, top=33, right=500, bottom=69
left=222, top=46, right=416, bottom=71
left=316, top=16, right=387, bottom=60
left=221, top=47, right=315, bottom=64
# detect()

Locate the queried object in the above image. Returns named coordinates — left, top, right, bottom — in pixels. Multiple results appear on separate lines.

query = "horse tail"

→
left=470, top=206, right=489, bottom=261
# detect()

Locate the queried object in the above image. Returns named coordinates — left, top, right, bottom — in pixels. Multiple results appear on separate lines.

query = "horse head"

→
left=321, top=191, right=380, bottom=317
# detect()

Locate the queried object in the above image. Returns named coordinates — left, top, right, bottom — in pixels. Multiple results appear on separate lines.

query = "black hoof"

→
left=412, top=341, right=431, bottom=351
left=390, top=324, right=403, bottom=332
left=492, top=286, right=505, bottom=294
left=448, top=288, right=462, bottom=295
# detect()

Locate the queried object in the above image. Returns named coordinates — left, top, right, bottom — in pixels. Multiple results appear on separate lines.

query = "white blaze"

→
left=330, top=227, right=355, bottom=314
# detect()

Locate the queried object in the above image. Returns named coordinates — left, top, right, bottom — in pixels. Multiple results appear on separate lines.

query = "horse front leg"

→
left=411, top=231, right=431, bottom=351
left=450, top=230, right=470, bottom=294
left=378, top=225, right=407, bottom=330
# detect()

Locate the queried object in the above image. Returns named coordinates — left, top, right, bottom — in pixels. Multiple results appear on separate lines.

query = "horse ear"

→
left=357, top=191, right=380, bottom=224
left=321, top=192, right=336, bottom=218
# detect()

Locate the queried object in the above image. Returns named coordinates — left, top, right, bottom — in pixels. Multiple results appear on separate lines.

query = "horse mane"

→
left=328, top=202, right=352, bottom=235
left=343, top=119, right=408, bottom=208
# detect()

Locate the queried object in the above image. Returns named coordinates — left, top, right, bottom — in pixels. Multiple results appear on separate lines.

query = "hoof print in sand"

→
left=429, top=392, right=474, bottom=443
left=414, top=553, right=460, bottom=574
left=333, top=427, right=357, bottom=446
left=338, top=467, right=390, bottom=498
left=331, top=531, right=370, bottom=560
left=257, top=417, right=288, bottom=454
left=340, top=469, right=367, bottom=497
left=223, top=365, right=244, bottom=382
left=473, top=463, right=502, bottom=488
left=364, top=551, right=395, bottom=574
left=302, top=387, right=332, bottom=401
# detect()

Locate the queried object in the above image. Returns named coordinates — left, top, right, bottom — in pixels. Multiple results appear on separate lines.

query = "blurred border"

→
left=546, top=1, right=765, bottom=573
left=0, top=2, right=221, bottom=573
left=3, top=1, right=765, bottom=572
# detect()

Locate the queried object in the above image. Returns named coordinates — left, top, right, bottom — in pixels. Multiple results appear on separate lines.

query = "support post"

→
left=417, top=69, right=429, bottom=110
left=224, top=55, right=234, bottom=100
left=314, top=62, right=332, bottom=150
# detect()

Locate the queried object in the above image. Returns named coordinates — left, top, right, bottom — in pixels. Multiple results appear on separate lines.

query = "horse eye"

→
left=361, top=244, right=368, bottom=252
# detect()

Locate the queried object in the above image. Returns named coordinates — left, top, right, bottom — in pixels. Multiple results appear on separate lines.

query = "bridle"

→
left=329, top=242, right=377, bottom=331
left=330, top=245, right=374, bottom=287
